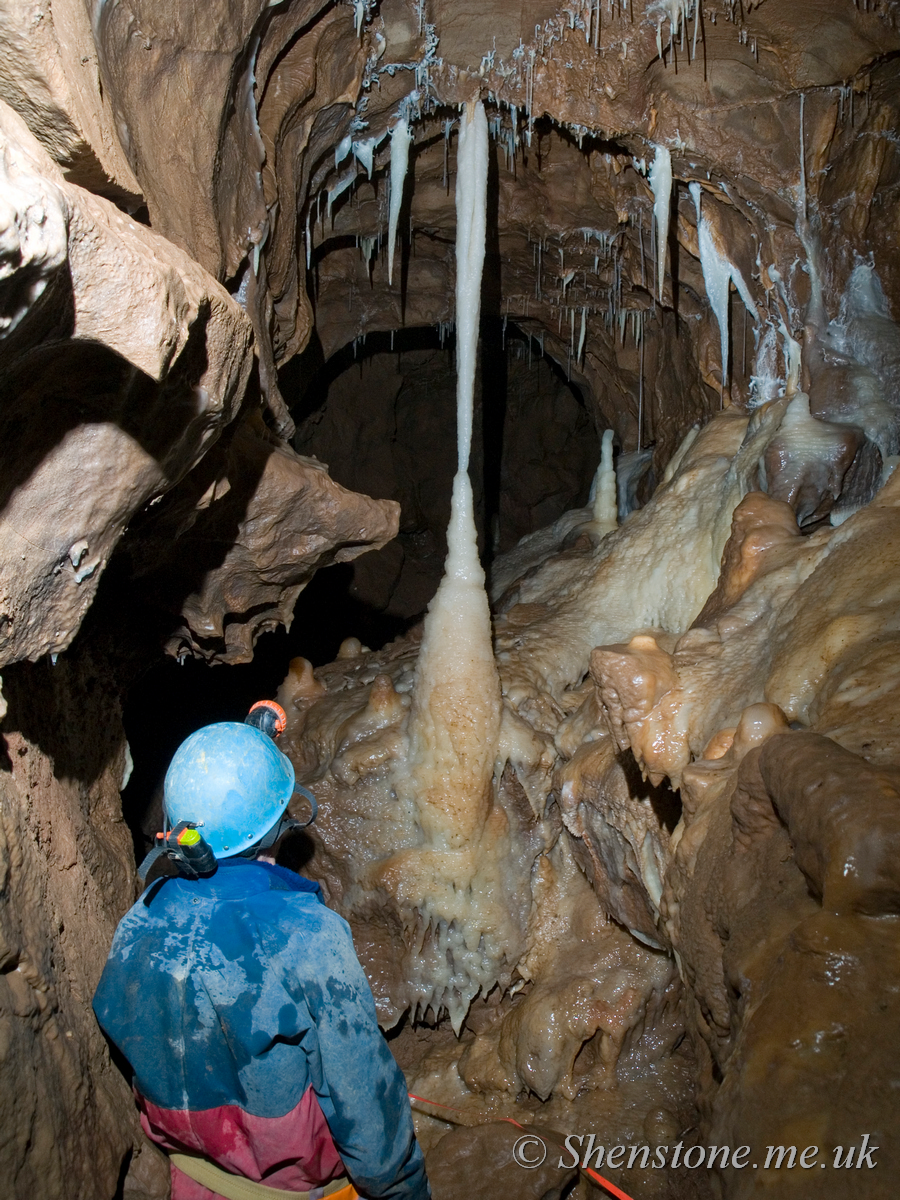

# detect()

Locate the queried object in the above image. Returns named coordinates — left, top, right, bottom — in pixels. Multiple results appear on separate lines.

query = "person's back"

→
left=93, top=710, right=429, bottom=1200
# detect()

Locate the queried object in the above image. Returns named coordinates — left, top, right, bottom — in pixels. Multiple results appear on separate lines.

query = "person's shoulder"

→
left=122, top=861, right=345, bottom=942
left=252, top=860, right=324, bottom=901
left=263, top=878, right=353, bottom=945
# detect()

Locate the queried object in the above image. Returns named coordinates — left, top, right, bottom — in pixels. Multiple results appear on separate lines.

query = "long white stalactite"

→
left=454, top=103, right=487, bottom=477
left=404, top=100, right=501, bottom=851
left=649, top=144, right=672, bottom=303
left=690, top=182, right=756, bottom=395
left=387, top=117, right=410, bottom=286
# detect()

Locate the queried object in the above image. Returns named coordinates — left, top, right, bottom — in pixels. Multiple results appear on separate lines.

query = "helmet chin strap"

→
left=239, top=783, right=318, bottom=859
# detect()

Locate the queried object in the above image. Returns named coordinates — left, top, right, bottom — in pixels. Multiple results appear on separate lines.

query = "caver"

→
left=94, top=701, right=430, bottom=1200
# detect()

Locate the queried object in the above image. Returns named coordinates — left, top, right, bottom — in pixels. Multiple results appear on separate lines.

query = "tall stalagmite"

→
left=402, top=101, right=501, bottom=851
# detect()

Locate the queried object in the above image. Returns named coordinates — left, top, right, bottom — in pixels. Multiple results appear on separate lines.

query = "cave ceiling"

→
left=2, top=0, right=898, bottom=671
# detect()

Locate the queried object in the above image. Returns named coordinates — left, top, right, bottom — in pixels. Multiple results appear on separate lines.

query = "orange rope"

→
left=408, top=1093, right=635, bottom=1200
left=574, top=1166, right=635, bottom=1200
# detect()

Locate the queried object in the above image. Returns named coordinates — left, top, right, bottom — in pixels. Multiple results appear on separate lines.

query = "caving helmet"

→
left=163, top=717, right=296, bottom=859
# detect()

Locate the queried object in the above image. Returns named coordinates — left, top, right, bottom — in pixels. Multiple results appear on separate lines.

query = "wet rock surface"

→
left=424, top=1121, right=578, bottom=1200
left=0, top=100, right=254, bottom=668
left=0, top=652, right=139, bottom=1199
left=0, top=0, right=899, bottom=1197
left=133, top=412, right=400, bottom=664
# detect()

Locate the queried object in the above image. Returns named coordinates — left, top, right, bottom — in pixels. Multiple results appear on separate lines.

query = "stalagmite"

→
left=346, top=99, right=511, bottom=1033
left=387, top=117, right=410, bottom=287
left=591, top=429, right=618, bottom=535
left=403, top=99, right=500, bottom=849
left=649, top=144, right=672, bottom=302
left=780, top=317, right=802, bottom=397
left=763, top=392, right=860, bottom=524
left=495, top=405, right=785, bottom=705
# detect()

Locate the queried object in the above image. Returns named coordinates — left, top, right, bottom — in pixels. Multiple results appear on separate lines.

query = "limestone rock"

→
left=137, top=414, right=400, bottom=664
left=0, top=653, right=140, bottom=1200
left=0, top=0, right=140, bottom=195
left=0, top=100, right=254, bottom=669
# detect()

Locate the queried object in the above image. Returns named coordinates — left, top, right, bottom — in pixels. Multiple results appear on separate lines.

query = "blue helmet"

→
left=163, top=722, right=296, bottom=858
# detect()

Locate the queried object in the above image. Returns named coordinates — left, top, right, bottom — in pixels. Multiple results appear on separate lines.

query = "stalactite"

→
left=353, top=137, right=376, bottom=178
left=649, top=144, right=672, bottom=303
left=388, top=117, right=411, bottom=286
left=638, top=320, right=645, bottom=449
left=799, top=92, right=807, bottom=221
left=690, top=182, right=756, bottom=394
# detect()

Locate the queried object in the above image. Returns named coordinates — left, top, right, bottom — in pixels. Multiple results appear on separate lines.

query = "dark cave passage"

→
left=120, top=320, right=600, bottom=855
left=289, top=321, right=601, bottom=619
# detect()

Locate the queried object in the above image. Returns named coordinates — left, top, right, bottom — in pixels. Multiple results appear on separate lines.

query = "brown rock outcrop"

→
left=0, top=100, right=254, bottom=668
left=0, top=652, right=142, bottom=1199
left=136, top=413, right=399, bottom=663
left=666, top=731, right=900, bottom=1196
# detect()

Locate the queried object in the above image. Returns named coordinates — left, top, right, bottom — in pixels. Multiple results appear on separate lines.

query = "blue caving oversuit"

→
left=94, top=858, right=430, bottom=1200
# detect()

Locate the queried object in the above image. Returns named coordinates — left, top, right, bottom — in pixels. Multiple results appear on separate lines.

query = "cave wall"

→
left=0, top=9, right=401, bottom=1192
left=0, top=652, right=138, bottom=1198
left=0, top=0, right=899, bottom=1197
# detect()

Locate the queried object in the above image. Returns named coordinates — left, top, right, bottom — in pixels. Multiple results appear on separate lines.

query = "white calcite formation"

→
left=280, top=308, right=900, bottom=1182
left=649, top=144, right=671, bottom=303
left=387, top=101, right=508, bottom=1028
left=280, top=400, right=816, bottom=1029
left=590, top=428, right=618, bottom=535
left=387, top=117, right=410, bottom=287
left=689, top=182, right=756, bottom=394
